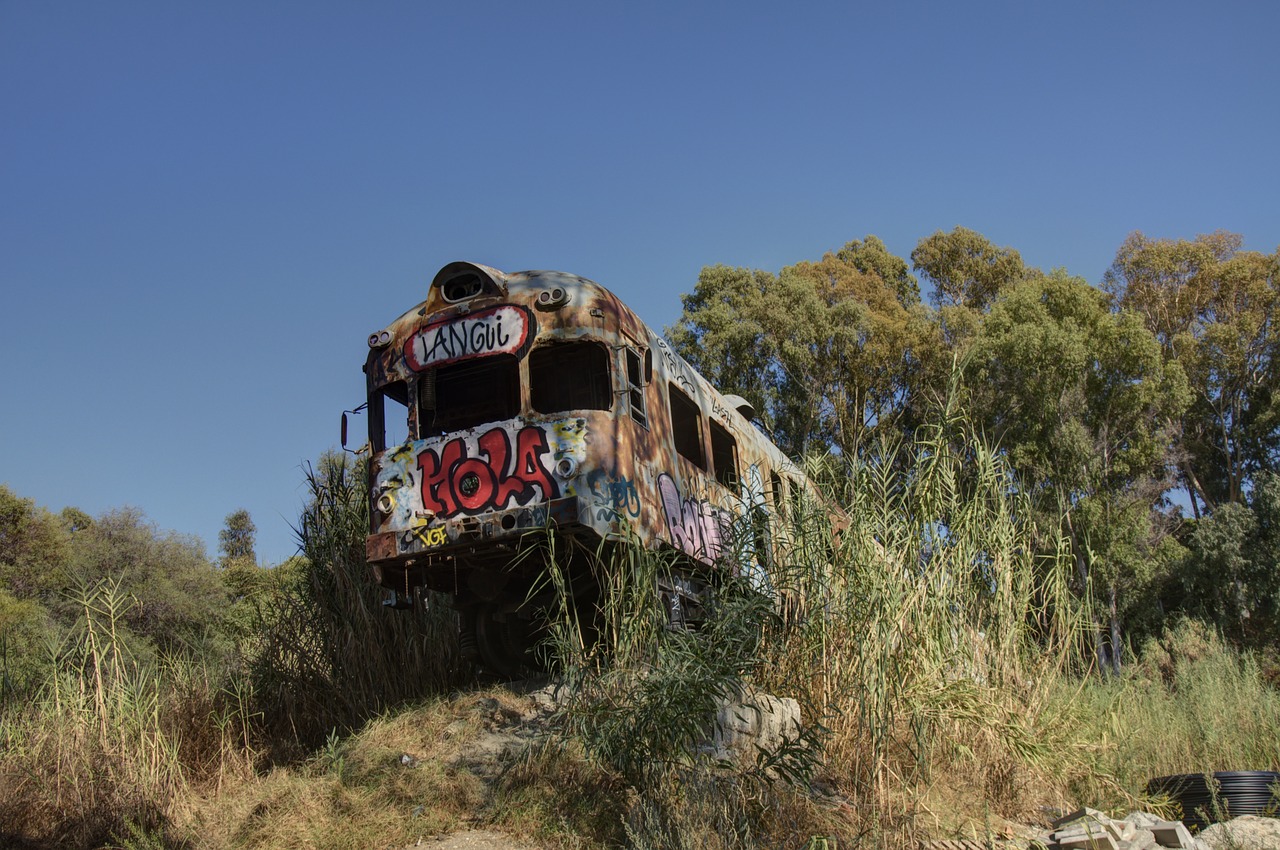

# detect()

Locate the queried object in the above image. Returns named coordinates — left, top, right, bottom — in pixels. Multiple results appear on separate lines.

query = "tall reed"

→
left=250, top=453, right=462, bottom=751
left=0, top=578, right=252, bottom=848
left=757, top=402, right=1088, bottom=821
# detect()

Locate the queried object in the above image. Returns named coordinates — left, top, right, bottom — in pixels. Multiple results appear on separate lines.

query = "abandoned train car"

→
left=358, top=261, right=816, bottom=672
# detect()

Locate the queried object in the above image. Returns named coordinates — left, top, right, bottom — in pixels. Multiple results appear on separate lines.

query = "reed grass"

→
left=249, top=453, right=462, bottom=752
left=1062, top=618, right=1280, bottom=809
left=0, top=578, right=254, bottom=849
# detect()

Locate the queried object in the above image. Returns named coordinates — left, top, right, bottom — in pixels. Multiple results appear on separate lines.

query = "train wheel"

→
left=473, top=606, right=542, bottom=677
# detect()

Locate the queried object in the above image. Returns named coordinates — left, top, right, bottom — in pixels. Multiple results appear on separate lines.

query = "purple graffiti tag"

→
left=657, top=472, right=729, bottom=564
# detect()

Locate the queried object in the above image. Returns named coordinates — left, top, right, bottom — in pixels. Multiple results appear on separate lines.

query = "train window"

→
left=668, top=383, right=705, bottom=468
left=625, top=347, right=648, bottom=427
left=370, top=380, right=409, bottom=452
left=709, top=420, right=737, bottom=487
left=789, top=476, right=804, bottom=521
left=770, top=471, right=786, bottom=518
left=530, top=341, right=611, bottom=413
left=419, top=355, right=519, bottom=435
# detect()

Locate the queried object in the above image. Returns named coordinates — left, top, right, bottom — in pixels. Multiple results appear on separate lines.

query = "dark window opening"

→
left=669, top=384, right=705, bottom=468
left=442, top=272, right=484, bottom=302
left=625, top=347, right=648, bottom=427
left=770, top=471, right=786, bottom=518
left=371, top=380, right=410, bottom=452
left=752, top=505, right=771, bottom=567
left=419, top=355, right=519, bottom=435
left=530, top=341, right=612, bottom=413
left=710, top=419, right=737, bottom=487
left=789, top=477, right=804, bottom=522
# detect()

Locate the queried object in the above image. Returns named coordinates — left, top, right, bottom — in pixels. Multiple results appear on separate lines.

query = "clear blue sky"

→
left=2, top=1, right=1277, bottom=564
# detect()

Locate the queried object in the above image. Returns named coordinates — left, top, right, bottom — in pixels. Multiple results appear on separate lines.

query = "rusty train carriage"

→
left=361, top=261, right=812, bottom=672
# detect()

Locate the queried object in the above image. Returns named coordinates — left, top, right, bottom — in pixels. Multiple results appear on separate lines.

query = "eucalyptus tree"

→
left=1104, top=231, right=1280, bottom=512
left=912, top=225, right=1030, bottom=312
left=667, top=236, right=943, bottom=460
left=966, top=271, right=1190, bottom=673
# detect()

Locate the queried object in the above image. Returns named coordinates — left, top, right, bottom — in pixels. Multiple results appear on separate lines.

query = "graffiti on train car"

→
left=583, top=470, right=642, bottom=521
left=404, top=305, right=533, bottom=371
left=417, top=425, right=559, bottom=517
left=369, top=418, right=591, bottom=526
left=657, top=472, right=732, bottom=562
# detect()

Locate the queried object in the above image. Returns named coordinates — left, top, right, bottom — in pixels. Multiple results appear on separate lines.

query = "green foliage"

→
left=249, top=451, right=461, bottom=751
left=61, top=507, right=229, bottom=656
left=0, top=588, right=56, bottom=702
left=218, top=507, right=257, bottom=563
left=667, top=236, right=945, bottom=458
left=0, top=484, right=71, bottom=600
left=1106, top=230, right=1280, bottom=508
left=911, top=225, right=1032, bottom=311
left=1177, top=472, right=1280, bottom=647
left=964, top=271, right=1190, bottom=672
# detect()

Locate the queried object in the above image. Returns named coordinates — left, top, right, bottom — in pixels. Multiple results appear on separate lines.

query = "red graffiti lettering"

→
left=416, top=426, right=558, bottom=518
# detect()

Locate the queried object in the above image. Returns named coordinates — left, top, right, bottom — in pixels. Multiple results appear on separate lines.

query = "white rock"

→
left=1197, top=816, right=1280, bottom=850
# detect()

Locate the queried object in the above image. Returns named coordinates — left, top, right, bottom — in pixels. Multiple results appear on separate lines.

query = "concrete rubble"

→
left=1196, top=815, right=1280, bottom=849
left=1026, top=807, right=1279, bottom=850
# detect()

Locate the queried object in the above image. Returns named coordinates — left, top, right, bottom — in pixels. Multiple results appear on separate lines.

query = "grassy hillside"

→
left=3, top=427, right=1278, bottom=849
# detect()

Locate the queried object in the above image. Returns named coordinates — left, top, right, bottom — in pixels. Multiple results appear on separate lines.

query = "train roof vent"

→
left=723, top=394, right=756, bottom=422
left=432, top=261, right=507, bottom=303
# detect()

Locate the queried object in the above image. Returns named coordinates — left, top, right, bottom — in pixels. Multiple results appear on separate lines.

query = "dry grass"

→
left=182, top=685, right=628, bottom=850
left=7, top=420, right=1278, bottom=849
left=0, top=579, right=255, bottom=849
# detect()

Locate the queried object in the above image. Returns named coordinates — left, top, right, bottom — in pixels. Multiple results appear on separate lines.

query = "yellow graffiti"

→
left=412, top=525, right=448, bottom=547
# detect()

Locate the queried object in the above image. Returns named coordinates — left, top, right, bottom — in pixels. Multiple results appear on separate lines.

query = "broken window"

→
left=789, top=476, right=804, bottom=522
left=624, top=347, right=648, bottom=427
left=419, top=355, right=519, bottom=436
left=709, top=419, right=737, bottom=487
left=530, top=341, right=612, bottom=413
left=370, top=380, right=410, bottom=452
left=770, top=471, right=786, bottom=518
left=669, top=383, right=705, bottom=468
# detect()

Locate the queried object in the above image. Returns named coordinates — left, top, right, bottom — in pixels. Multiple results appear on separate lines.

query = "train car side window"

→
left=419, top=355, right=519, bottom=436
left=788, top=476, right=804, bottom=521
left=668, top=383, right=705, bottom=468
left=371, top=380, right=409, bottom=452
left=709, top=420, right=737, bottom=487
left=624, top=347, right=648, bottom=427
left=770, top=470, right=786, bottom=518
left=530, top=341, right=611, bottom=413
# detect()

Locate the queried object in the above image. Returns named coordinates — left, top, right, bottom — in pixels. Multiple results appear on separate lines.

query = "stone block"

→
left=1150, top=820, right=1194, bottom=848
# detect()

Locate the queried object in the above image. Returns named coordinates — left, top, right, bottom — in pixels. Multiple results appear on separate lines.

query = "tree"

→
left=219, top=509, right=257, bottom=563
left=966, top=271, right=1190, bottom=673
left=667, top=236, right=943, bottom=459
left=1179, top=472, right=1280, bottom=648
left=911, top=226, right=1031, bottom=312
left=65, top=508, right=229, bottom=654
left=0, top=485, right=70, bottom=600
left=1104, top=231, right=1280, bottom=511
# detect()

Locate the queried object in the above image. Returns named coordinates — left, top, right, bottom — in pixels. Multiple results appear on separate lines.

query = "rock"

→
left=1124, top=813, right=1164, bottom=831
left=1197, top=815, right=1280, bottom=850
left=713, top=688, right=801, bottom=757
left=1125, top=830, right=1158, bottom=850
left=1053, top=808, right=1110, bottom=830
left=1150, top=820, right=1195, bottom=848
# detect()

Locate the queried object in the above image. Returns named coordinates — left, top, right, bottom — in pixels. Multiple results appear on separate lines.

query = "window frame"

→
left=624, top=346, right=649, bottom=428
left=418, top=354, right=521, bottom=437
left=668, top=383, right=706, bottom=469
left=709, top=418, right=738, bottom=488
left=528, top=339, right=613, bottom=415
